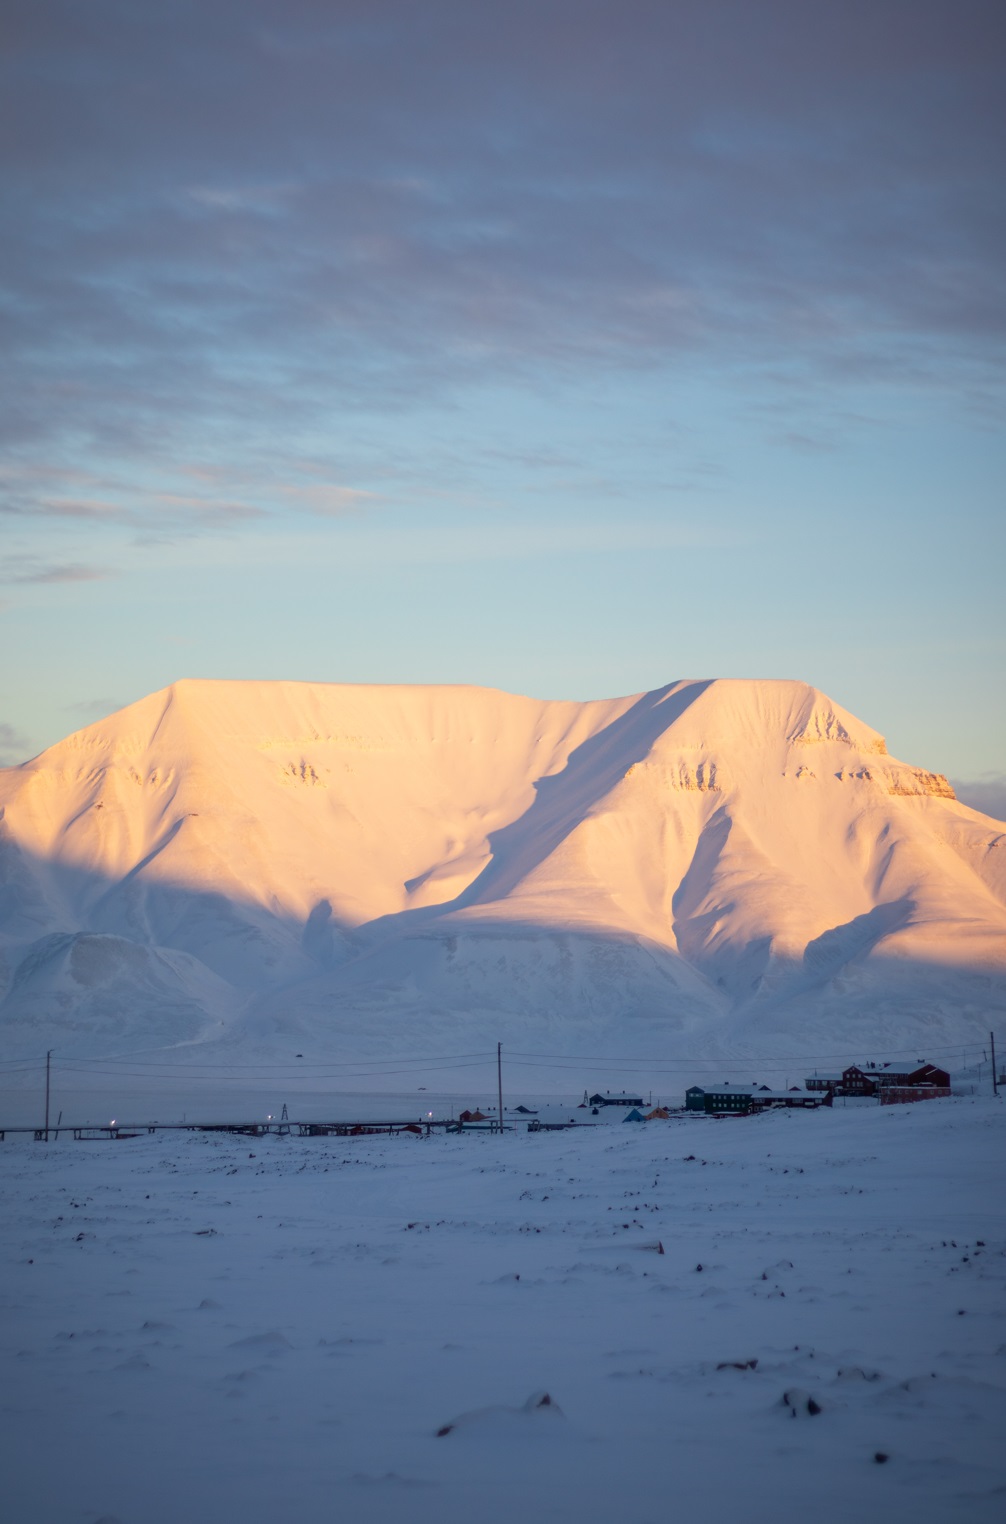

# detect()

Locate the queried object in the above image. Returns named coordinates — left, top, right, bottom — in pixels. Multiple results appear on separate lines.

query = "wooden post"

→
left=992, top=1031, right=998, bottom=1097
left=44, top=1050, right=52, bottom=1142
left=497, top=1042, right=504, bottom=1136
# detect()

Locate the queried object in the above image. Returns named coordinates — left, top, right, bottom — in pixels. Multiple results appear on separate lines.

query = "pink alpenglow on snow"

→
left=0, top=676, right=1002, bottom=1064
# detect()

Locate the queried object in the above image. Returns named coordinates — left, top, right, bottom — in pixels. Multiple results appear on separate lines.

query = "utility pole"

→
left=497, top=1042, right=504, bottom=1136
left=992, top=1031, right=999, bottom=1097
left=44, top=1050, right=52, bottom=1141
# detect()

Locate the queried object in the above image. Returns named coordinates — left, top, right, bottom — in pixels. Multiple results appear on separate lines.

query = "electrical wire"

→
left=49, top=1058, right=494, bottom=1082
left=14, top=1049, right=497, bottom=1071
left=2, top=1037, right=987, bottom=1071
left=506, top=1040, right=987, bottom=1063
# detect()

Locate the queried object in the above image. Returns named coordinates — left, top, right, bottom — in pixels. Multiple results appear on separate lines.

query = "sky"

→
left=2, top=0, right=1004, bottom=807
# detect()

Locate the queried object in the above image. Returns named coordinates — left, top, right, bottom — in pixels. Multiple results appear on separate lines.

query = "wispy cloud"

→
left=146, top=494, right=269, bottom=521
left=2, top=559, right=114, bottom=586
left=0, top=487, right=267, bottom=526
left=0, top=722, right=34, bottom=766
left=183, top=182, right=299, bottom=214
left=0, top=0, right=1001, bottom=781
left=19, top=564, right=112, bottom=584
left=0, top=464, right=374, bottom=531
left=951, top=774, right=1006, bottom=823
left=276, top=484, right=378, bottom=517
left=6, top=497, right=133, bottom=521
left=2, top=0, right=1001, bottom=485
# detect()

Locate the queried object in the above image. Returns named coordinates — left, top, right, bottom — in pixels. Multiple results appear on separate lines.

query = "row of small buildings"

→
left=805, top=1061, right=951, bottom=1101
left=685, top=1084, right=824, bottom=1115
left=682, top=1061, right=952, bottom=1115
left=458, top=1066, right=956, bottom=1130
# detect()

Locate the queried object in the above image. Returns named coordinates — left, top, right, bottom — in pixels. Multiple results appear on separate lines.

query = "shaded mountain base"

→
left=2, top=881, right=1004, bottom=1061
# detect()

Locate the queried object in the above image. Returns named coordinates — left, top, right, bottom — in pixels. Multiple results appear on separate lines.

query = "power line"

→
left=49, top=1057, right=494, bottom=1081
left=1, top=1037, right=991, bottom=1078
left=506, top=1040, right=988, bottom=1064
left=10, top=1049, right=496, bottom=1071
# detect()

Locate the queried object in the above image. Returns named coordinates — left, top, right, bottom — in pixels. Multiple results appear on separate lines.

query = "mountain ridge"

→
left=0, top=676, right=1002, bottom=1061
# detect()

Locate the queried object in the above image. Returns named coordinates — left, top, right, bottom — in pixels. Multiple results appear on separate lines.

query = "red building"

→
left=812, top=1062, right=951, bottom=1100
left=839, top=1065, right=876, bottom=1095
left=880, top=1084, right=952, bottom=1104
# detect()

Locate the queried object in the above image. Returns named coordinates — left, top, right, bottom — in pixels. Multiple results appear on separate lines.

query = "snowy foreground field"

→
left=2, top=1100, right=1005, bottom=1524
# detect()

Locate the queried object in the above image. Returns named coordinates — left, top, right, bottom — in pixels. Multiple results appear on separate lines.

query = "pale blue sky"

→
left=2, top=1, right=1003, bottom=799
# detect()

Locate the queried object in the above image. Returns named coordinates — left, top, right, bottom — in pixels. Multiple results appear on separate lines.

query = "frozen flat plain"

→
left=2, top=1099, right=1004, bottom=1524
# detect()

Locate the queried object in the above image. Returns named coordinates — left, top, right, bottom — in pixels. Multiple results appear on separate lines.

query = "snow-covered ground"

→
left=2, top=1097, right=1004, bottom=1523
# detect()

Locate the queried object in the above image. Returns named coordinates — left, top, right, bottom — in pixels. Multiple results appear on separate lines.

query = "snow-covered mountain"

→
left=0, top=677, right=1003, bottom=1061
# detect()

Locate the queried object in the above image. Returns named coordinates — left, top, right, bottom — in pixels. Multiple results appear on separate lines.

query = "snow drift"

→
left=0, top=677, right=1003, bottom=1059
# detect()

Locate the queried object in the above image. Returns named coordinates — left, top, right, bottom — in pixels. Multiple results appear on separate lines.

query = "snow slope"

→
left=1, top=1100, right=1004, bottom=1523
left=0, top=677, right=1003, bottom=1061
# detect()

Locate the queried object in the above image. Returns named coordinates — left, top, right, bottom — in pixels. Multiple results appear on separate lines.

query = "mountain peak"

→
left=0, top=676, right=1000, bottom=1059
